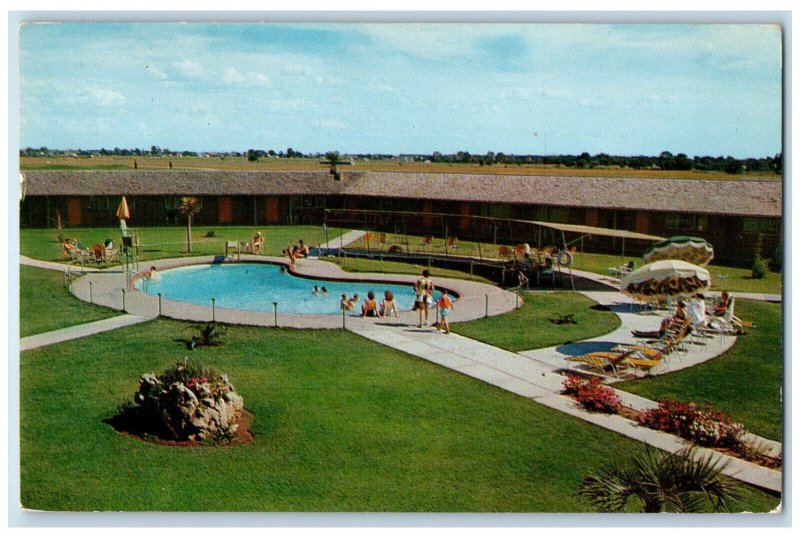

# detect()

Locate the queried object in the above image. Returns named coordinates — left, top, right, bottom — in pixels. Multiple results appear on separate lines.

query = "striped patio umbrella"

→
left=620, top=259, right=711, bottom=301
left=643, top=235, right=714, bottom=266
left=116, top=196, right=130, bottom=231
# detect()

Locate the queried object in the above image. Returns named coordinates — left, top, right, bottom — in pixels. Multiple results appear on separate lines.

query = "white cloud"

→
left=146, top=65, right=168, bottom=80
left=174, top=59, right=210, bottom=78
left=282, top=63, right=315, bottom=76
left=222, top=67, right=271, bottom=86
left=85, top=87, right=125, bottom=106
left=268, top=97, right=315, bottom=111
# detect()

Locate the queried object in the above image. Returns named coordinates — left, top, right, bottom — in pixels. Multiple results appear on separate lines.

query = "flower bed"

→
left=562, top=375, right=622, bottom=414
left=638, top=399, right=747, bottom=450
left=560, top=378, right=781, bottom=469
left=637, top=399, right=781, bottom=469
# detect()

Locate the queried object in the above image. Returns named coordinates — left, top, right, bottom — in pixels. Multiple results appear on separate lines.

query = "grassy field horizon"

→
left=20, top=155, right=781, bottom=180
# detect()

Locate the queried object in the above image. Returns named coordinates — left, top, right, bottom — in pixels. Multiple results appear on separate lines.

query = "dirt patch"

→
left=105, top=408, right=255, bottom=447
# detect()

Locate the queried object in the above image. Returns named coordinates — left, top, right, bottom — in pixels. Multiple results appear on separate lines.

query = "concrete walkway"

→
left=315, top=229, right=367, bottom=254
left=20, top=314, right=154, bottom=351
left=20, top=254, right=103, bottom=273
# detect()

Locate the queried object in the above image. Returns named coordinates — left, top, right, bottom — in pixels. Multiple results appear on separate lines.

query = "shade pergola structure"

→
left=322, top=208, right=665, bottom=290
left=531, top=221, right=665, bottom=258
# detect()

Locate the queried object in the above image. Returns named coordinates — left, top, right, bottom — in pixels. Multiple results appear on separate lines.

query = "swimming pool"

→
left=137, top=263, right=446, bottom=315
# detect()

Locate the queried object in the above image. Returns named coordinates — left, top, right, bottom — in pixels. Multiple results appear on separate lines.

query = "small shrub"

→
left=751, top=256, right=768, bottom=279
left=562, top=375, right=621, bottom=414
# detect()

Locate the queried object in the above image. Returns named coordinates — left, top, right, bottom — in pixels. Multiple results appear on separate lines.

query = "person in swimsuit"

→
left=414, top=270, right=434, bottom=328
left=361, top=291, right=379, bottom=318
left=379, top=290, right=399, bottom=318
left=436, top=290, right=454, bottom=334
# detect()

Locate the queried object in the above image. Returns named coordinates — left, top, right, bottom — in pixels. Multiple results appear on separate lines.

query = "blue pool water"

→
left=138, top=263, right=445, bottom=315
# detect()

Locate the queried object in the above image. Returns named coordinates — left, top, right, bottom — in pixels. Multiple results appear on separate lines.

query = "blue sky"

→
left=18, top=22, right=783, bottom=158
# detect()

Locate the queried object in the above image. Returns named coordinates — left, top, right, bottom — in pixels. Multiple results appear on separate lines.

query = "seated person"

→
left=63, top=238, right=80, bottom=257
left=292, top=239, right=310, bottom=258
left=148, top=266, right=160, bottom=282
left=379, top=290, right=398, bottom=318
left=687, top=293, right=707, bottom=327
left=361, top=291, right=379, bottom=318
left=247, top=232, right=264, bottom=254
left=321, top=287, right=328, bottom=296
left=91, top=243, right=107, bottom=262
left=521, top=252, right=533, bottom=271
left=713, top=291, right=731, bottom=317
left=673, top=300, right=688, bottom=324
left=342, top=293, right=359, bottom=311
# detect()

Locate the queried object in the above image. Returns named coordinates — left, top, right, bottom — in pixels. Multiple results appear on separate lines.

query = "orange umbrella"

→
left=116, top=196, right=130, bottom=220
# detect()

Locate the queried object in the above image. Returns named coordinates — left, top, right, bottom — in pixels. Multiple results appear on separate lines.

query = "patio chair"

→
left=706, top=297, right=746, bottom=335
left=567, top=349, right=636, bottom=378
left=622, top=350, right=665, bottom=375
left=498, top=245, right=513, bottom=258
left=446, top=236, right=459, bottom=251
left=419, top=235, right=433, bottom=250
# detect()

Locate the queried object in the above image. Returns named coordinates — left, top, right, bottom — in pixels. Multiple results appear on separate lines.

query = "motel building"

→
left=19, top=170, right=782, bottom=267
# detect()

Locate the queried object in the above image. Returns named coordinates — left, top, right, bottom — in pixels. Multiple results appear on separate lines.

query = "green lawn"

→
left=616, top=300, right=783, bottom=441
left=331, top=255, right=495, bottom=284
left=20, top=225, right=333, bottom=263
left=19, top=265, right=118, bottom=337
left=572, top=252, right=782, bottom=295
left=451, top=291, right=621, bottom=352
left=19, top=320, right=779, bottom=512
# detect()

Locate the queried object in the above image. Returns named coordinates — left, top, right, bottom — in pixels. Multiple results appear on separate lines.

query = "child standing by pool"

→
left=436, top=290, right=453, bottom=334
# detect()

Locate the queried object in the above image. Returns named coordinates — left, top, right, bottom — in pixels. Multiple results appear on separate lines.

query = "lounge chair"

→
left=378, top=233, right=392, bottom=250
left=567, top=349, right=638, bottom=378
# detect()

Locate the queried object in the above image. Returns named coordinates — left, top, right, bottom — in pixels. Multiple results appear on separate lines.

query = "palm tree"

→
left=324, top=151, right=342, bottom=181
left=178, top=196, right=201, bottom=253
left=577, top=446, right=742, bottom=513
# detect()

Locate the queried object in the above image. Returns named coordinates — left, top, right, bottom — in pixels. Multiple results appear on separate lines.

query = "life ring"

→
left=556, top=250, right=573, bottom=267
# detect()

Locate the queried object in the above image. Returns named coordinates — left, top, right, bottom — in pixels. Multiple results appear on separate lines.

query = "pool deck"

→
left=67, top=254, right=521, bottom=329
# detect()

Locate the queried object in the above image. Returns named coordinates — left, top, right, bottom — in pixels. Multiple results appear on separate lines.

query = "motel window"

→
left=290, top=195, right=325, bottom=209
left=90, top=196, right=115, bottom=211
left=666, top=213, right=705, bottom=232
left=481, top=203, right=512, bottom=219
left=743, top=218, right=780, bottom=235
left=536, top=206, right=569, bottom=223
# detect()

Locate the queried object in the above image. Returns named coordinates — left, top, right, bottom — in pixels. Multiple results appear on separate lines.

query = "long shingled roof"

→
left=21, top=170, right=782, bottom=218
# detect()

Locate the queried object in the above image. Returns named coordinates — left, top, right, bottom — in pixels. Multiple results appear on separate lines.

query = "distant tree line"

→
left=423, top=150, right=782, bottom=175
left=21, top=146, right=782, bottom=175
